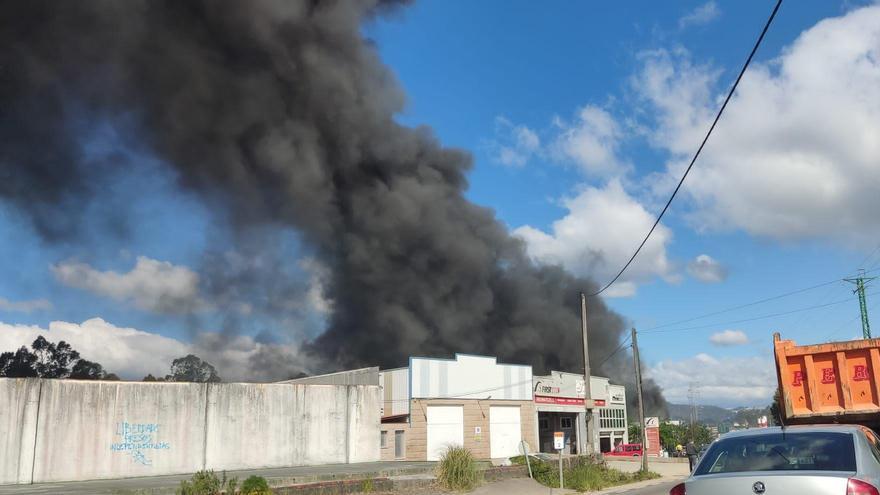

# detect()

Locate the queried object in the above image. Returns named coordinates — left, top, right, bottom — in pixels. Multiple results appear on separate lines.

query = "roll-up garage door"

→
left=426, top=405, right=464, bottom=461
left=489, top=405, right=522, bottom=458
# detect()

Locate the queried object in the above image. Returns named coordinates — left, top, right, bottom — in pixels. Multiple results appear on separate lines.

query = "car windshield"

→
left=694, top=432, right=856, bottom=475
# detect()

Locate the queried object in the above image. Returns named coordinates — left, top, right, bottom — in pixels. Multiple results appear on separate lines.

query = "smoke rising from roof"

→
left=0, top=0, right=666, bottom=416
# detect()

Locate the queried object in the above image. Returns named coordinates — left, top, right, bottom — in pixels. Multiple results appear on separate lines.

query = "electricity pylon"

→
left=844, top=269, right=877, bottom=339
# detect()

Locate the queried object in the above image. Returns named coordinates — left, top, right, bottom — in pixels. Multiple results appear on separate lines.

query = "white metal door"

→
left=426, top=405, right=464, bottom=461
left=490, top=405, right=521, bottom=458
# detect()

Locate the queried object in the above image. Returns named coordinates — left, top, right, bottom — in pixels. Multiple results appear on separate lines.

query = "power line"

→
left=589, top=0, right=783, bottom=297
left=641, top=291, right=880, bottom=335
left=595, top=336, right=631, bottom=369
left=644, top=278, right=840, bottom=332
left=642, top=267, right=880, bottom=332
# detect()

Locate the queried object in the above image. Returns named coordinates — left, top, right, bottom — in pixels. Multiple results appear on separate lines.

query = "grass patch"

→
left=527, top=457, right=659, bottom=492
left=436, top=445, right=481, bottom=491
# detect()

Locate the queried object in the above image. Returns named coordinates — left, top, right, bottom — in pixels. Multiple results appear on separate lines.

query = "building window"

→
left=539, top=419, right=549, bottom=430
left=561, top=417, right=573, bottom=429
left=395, top=430, right=405, bottom=458
left=381, top=430, right=387, bottom=448
left=599, top=408, right=626, bottom=429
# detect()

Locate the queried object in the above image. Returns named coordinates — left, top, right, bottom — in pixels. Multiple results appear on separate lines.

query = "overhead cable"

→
left=589, top=0, right=783, bottom=297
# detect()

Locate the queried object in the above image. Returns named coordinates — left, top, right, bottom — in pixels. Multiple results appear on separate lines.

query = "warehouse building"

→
left=532, top=370, right=628, bottom=454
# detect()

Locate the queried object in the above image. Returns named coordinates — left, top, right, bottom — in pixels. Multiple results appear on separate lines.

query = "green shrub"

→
left=360, top=478, right=374, bottom=493
left=176, top=470, right=244, bottom=495
left=436, top=445, right=480, bottom=491
left=240, top=475, right=271, bottom=495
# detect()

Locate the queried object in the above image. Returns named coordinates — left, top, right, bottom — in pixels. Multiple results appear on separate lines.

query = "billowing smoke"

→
left=0, top=0, right=666, bottom=415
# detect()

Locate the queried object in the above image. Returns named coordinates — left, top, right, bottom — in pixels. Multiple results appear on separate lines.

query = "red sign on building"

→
left=534, top=395, right=607, bottom=406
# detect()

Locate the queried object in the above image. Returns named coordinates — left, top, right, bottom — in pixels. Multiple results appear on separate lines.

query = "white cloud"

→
left=648, top=353, right=774, bottom=406
left=490, top=116, right=541, bottom=167
left=678, top=1, right=721, bottom=29
left=709, top=329, right=749, bottom=346
left=687, top=254, right=727, bottom=283
left=637, top=6, right=880, bottom=244
left=514, top=180, right=674, bottom=297
left=52, top=256, right=202, bottom=314
left=554, top=105, right=629, bottom=176
left=0, top=317, right=312, bottom=382
left=0, top=297, right=51, bottom=313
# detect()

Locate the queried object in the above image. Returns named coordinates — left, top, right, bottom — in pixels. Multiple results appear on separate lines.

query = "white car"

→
left=670, top=425, right=880, bottom=495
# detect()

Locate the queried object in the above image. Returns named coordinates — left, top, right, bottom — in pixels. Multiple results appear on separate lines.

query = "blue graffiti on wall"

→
left=110, top=422, right=171, bottom=466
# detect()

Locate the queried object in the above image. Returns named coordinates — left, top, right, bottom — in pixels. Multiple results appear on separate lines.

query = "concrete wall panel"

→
left=347, top=385, right=380, bottom=463
left=205, top=383, right=307, bottom=470
left=31, top=380, right=207, bottom=483
left=0, top=379, right=41, bottom=484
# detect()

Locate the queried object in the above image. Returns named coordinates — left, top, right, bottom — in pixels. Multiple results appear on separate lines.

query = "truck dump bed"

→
left=774, top=332, right=880, bottom=426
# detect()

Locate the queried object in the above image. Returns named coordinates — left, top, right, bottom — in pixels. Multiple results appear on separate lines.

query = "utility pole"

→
left=580, top=293, right=595, bottom=456
left=687, top=383, right=700, bottom=442
left=844, top=269, right=877, bottom=339
left=631, top=327, right=648, bottom=473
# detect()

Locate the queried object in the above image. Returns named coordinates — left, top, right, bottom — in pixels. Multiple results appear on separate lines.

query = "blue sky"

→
left=2, top=0, right=880, bottom=407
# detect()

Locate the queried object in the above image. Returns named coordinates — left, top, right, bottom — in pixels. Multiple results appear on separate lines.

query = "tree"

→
left=70, top=359, right=106, bottom=380
left=628, top=424, right=642, bottom=443
left=142, top=374, right=165, bottom=382
left=0, top=335, right=116, bottom=379
left=31, top=336, right=80, bottom=378
left=166, top=355, right=221, bottom=383
left=0, top=346, right=39, bottom=377
left=660, top=422, right=687, bottom=451
left=769, top=387, right=783, bottom=426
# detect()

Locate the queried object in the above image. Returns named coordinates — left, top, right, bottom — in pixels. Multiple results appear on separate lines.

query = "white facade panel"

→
left=379, top=368, right=410, bottom=418
left=489, top=406, right=522, bottom=458
left=426, top=405, right=464, bottom=461
left=410, top=354, right=532, bottom=401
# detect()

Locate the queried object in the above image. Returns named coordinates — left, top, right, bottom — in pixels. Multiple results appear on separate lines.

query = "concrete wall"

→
left=0, top=378, right=380, bottom=485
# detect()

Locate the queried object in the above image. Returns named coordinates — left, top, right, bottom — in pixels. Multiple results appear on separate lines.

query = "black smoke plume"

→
left=0, top=0, right=666, bottom=416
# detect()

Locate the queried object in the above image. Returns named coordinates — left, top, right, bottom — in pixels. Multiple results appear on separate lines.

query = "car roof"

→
left=718, top=424, right=864, bottom=440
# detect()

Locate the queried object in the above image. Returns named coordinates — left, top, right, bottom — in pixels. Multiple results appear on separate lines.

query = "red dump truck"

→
left=774, top=332, right=880, bottom=429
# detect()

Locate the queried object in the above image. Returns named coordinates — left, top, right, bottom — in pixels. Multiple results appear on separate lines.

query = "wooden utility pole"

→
left=631, top=327, right=648, bottom=473
left=580, top=293, right=595, bottom=455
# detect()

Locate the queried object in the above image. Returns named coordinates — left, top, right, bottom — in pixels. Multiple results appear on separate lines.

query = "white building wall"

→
left=410, top=354, right=532, bottom=401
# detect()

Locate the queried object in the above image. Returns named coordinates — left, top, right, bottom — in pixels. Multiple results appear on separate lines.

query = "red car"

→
left=606, top=443, right=643, bottom=457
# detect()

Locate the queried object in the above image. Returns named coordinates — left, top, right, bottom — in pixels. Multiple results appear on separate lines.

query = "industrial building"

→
left=533, top=370, right=628, bottom=454
left=289, top=356, right=628, bottom=462
left=378, top=354, right=537, bottom=461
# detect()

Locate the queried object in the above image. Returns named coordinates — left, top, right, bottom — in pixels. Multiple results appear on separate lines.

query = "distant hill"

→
left=667, top=403, right=772, bottom=426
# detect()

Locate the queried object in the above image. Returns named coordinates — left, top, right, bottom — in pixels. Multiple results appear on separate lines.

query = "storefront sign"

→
left=536, top=395, right=582, bottom=405
left=535, top=395, right=606, bottom=406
